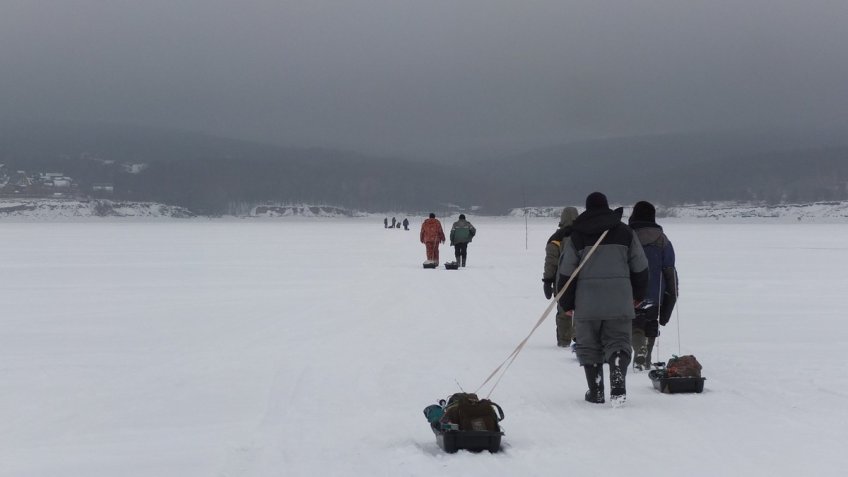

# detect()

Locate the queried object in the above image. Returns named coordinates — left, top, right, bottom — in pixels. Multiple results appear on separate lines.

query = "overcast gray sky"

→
left=2, top=0, right=847, bottom=159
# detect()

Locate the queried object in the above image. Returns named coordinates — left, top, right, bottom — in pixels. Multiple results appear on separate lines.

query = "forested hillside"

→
left=2, top=120, right=846, bottom=214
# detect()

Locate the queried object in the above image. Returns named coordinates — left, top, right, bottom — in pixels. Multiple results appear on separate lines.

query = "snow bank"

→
left=0, top=199, right=194, bottom=219
left=512, top=201, right=848, bottom=222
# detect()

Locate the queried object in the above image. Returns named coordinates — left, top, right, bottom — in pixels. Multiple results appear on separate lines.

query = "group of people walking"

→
left=544, top=192, right=678, bottom=405
left=405, top=191, right=678, bottom=407
left=385, top=217, right=410, bottom=230
left=419, top=213, right=476, bottom=267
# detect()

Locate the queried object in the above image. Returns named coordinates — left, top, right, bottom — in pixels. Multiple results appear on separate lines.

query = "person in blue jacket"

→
left=628, top=201, right=678, bottom=370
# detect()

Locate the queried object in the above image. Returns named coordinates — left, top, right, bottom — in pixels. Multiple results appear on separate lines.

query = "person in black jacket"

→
left=558, top=192, right=648, bottom=405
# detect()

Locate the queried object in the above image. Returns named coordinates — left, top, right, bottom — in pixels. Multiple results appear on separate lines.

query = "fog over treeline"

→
left=1, top=1, right=847, bottom=212
left=2, top=120, right=847, bottom=214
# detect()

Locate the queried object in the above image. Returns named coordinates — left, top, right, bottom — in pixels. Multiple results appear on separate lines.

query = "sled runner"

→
left=423, top=393, right=504, bottom=453
left=649, top=355, right=705, bottom=394
left=444, top=261, right=459, bottom=270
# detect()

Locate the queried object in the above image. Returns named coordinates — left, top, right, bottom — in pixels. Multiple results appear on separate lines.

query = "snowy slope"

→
left=1, top=218, right=846, bottom=476
left=0, top=199, right=194, bottom=219
left=513, top=201, right=848, bottom=222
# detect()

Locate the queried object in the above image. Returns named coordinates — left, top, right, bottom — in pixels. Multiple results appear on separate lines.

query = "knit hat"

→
left=585, top=192, right=609, bottom=210
left=429, top=213, right=436, bottom=218
left=459, top=214, right=466, bottom=220
left=630, top=201, right=656, bottom=223
left=559, top=206, right=579, bottom=227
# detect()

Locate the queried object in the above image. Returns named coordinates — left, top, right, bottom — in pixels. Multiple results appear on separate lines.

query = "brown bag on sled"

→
left=666, top=355, right=703, bottom=378
left=441, top=393, right=503, bottom=432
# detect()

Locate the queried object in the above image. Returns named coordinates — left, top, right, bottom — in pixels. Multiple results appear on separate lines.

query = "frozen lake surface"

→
left=2, top=218, right=846, bottom=476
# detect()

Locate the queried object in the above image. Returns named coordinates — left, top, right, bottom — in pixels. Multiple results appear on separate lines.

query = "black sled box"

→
left=649, top=370, right=706, bottom=394
left=422, top=262, right=437, bottom=269
left=444, top=261, right=459, bottom=270
left=433, top=427, right=502, bottom=454
left=423, top=393, right=504, bottom=453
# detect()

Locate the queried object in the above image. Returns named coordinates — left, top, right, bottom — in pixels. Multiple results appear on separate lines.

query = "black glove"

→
left=659, top=294, right=673, bottom=326
left=542, top=279, right=554, bottom=299
left=659, top=267, right=678, bottom=326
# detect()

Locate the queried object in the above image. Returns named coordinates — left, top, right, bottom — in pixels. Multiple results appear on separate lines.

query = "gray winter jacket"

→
left=557, top=208, right=649, bottom=321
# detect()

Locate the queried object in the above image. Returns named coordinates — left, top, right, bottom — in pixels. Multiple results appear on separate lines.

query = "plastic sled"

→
left=423, top=397, right=504, bottom=453
left=649, top=369, right=706, bottom=394
left=444, top=261, right=459, bottom=270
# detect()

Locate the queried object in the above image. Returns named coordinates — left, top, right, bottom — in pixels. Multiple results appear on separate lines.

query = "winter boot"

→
left=608, top=351, right=630, bottom=406
left=633, top=353, right=646, bottom=371
left=645, top=337, right=656, bottom=369
left=583, top=364, right=605, bottom=404
left=632, top=327, right=647, bottom=370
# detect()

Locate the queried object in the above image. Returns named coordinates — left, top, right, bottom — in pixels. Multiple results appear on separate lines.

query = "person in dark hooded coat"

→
left=628, top=201, right=678, bottom=370
left=558, top=192, right=648, bottom=405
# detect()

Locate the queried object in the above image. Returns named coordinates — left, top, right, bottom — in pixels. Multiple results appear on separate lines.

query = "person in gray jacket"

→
left=542, top=206, right=580, bottom=347
left=558, top=192, right=648, bottom=405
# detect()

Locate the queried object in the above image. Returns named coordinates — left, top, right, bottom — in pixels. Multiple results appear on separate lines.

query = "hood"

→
left=559, top=207, right=579, bottom=228
left=630, top=220, right=664, bottom=243
left=572, top=207, right=624, bottom=235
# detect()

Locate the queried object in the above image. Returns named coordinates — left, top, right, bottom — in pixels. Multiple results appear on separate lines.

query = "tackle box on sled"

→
left=423, top=393, right=504, bottom=453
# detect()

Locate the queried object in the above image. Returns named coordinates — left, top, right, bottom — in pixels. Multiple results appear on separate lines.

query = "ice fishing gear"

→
left=423, top=393, right=504, bottom=453
left=422, top=261, right=437, bottom=269
left=444, top=261, right=459, bottom=270
left=648, top=355, right=705, bottom=393
left=422, top=231, right=607, bottom=454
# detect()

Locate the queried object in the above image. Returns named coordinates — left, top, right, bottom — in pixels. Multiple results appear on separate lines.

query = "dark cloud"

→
left=2, top=0, right=847, bottom=158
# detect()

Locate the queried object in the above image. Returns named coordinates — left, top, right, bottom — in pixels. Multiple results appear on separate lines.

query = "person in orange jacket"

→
left=420, top=213, right=446, bottom=265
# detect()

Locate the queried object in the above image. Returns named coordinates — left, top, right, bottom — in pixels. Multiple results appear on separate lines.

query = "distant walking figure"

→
left=450, top=214, right=476, bottom=267
left=391, top=217, right=397, bottom=228
left=384, top=217, right=388, bottom=229
left=420, top=213, right=446, bottom=265
left=402, top=218, right=409, bottom=230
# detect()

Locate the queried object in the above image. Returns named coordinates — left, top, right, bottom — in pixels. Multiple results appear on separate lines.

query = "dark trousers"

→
left=453, top=243, right=468, bottom=264
left=632, top=307, right=660, bottom=338
left=632, top=307, right=659, bottom=361
left=574, top=318, right=632, bottom=365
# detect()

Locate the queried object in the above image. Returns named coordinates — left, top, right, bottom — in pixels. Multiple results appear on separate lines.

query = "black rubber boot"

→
left=645, top=337, right=656, bottom=369
left=609, top=350, right=630, bottom=406
left=583, top=364, right=605, bottom=403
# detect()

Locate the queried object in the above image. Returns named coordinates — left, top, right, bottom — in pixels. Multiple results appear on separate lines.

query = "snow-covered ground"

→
left=1, top=217, right=846, bottom=476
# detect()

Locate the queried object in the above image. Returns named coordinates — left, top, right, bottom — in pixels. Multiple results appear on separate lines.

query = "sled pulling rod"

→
left=475, top=230, right=609, bottom=398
